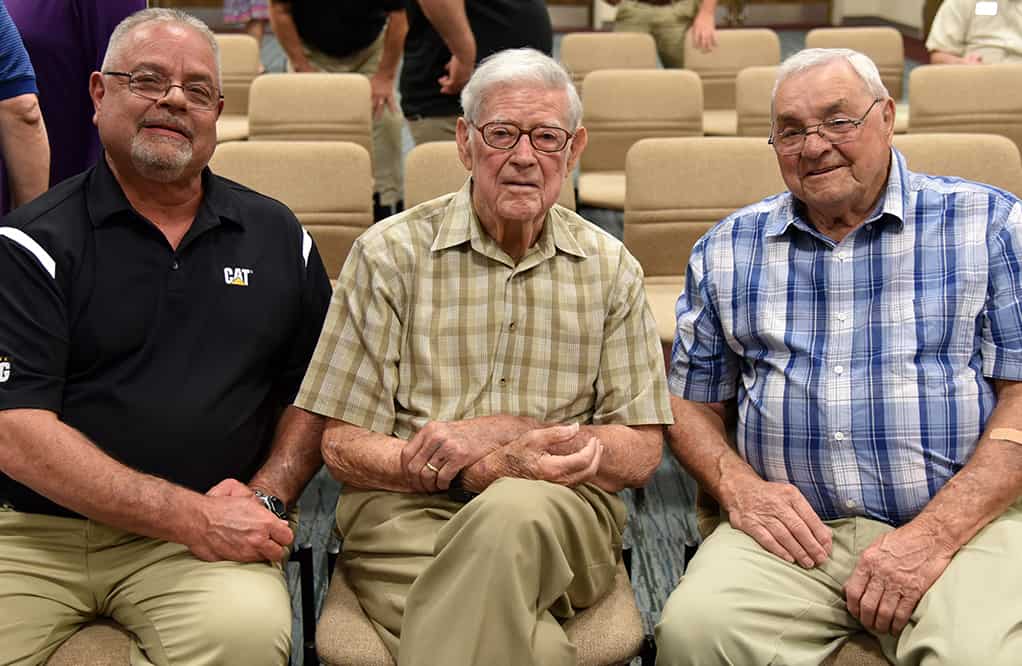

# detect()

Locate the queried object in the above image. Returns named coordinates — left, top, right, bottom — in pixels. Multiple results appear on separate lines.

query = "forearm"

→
left=667, top=394, right=761, bottom=511
left=929, top=50, right=968, bottom=65
left=377, top=11, right=408, bottom=80
left=697, top=0, right=718, bottom=18
left=248, top=405, right=325, bottom=506
left=321, top=420, right=412, bottom=492
left=0, top=409, right=201, bottom=543
left=578, top=423, right=662, bottom=492
left=416, top=0, right=476, bottom=64
left=907, top=381, right=1022, bottom=553
left=268, top=2, right=312, bottom=70
left=0, top=93, right=48, bottom=207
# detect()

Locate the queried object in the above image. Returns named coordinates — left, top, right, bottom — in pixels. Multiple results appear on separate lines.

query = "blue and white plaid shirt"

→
left=669, top=148, right=1022, bottom=526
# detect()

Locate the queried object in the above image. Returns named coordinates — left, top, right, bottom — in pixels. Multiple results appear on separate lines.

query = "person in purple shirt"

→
left=6, top=0, right=143, bottom=189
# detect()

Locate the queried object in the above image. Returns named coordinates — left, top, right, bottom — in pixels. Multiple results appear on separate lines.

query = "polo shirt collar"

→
left=86, top=154, right=245, bottom=231
left=431, top=179, right=587, bottom=266
left=765, top=146, right=909, bottom=240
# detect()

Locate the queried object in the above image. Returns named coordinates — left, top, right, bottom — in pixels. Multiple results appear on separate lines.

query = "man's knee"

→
left=655, top=578, right=737, bottom=665
left=452, top=478, right=577, bottom=541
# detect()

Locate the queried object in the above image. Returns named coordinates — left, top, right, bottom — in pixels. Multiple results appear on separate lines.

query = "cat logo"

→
left=0, top=356, right=9, bottom=383
left=224, top=267, right=254, bottom=287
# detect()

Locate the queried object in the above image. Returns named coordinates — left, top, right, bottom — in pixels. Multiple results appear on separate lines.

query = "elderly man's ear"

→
left=880, top=97, right=896, bottom=142
left=567, top=125, right=588, bottom=170
left=456, top=117, right=473, bottom=170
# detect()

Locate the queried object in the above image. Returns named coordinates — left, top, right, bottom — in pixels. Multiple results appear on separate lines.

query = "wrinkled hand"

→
left=370, top=72, right=397, bottom=120
left=188, top=479, right=293, bottom=563
left=496, top=423, right=603, bottom=487
left=292, top=59, right=317, bottom=73
left=690, top=11, right=717, bottom=52
left=844, top=525, right=953, bottom=635
left=438, top=55, right=473, bottom=95
left=964, top=53, right=984, bottom=64
left=402, top=421, right=490, bottom=493
left=727, top=480, right=832, bottom=568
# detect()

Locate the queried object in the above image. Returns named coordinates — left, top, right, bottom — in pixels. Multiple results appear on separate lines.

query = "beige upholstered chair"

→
left=624, top=137, right=784, bottom=343
left=46, top=620, right=131, bottom=666
left=893, top=133, right=1022, bottom=198
left=316, top=554, right=648, bottom=666
left=559, top=32, right=658, bottom=94
left=404, top=140, right=575, bottom=210
left=908, top=63, right=1022, bottom=157
left=209, top=140, right=373, bottom=279
left=213, top=33, right=260, bottom=142
left=735, top=65, right=778, bottom=138
left=578, top=69, right=703, bottom=211
left=804, top=27, right=909, bottom=133
left=683, top=28, right=781, bottom=136
left=247, top=72, right=373, bottom=160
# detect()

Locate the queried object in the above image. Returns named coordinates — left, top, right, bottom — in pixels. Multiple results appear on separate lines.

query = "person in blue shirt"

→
left=657, top=47, right=1022, bottom=665
left=0, top=0, right=48, bottom=210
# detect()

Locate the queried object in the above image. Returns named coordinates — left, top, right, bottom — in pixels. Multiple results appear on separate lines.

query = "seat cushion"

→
left=577, top=171, right=625, bottom=210
left=894, top=101, right=909, bottom=134
left=317, top=563, right=394, bottom=666
left=217, top=113, right=250, bottom=143
left=702, top=109, right=738, bottom=136
left=644, top=276, right=685, bottom=344
left=45, top=620, right=131, bottom=666
left=822, top=631, right=889, bottom=666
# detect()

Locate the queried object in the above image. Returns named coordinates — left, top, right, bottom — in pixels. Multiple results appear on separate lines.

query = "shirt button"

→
left=836, top=312, right=847, bottom=322
left=845, top=498, right=857, bottom=509
left=834, top=431, right=845, bottom=441
left=837, top=251, right=849, bottom=261
left=865, top=224, right=873, bottom=231
left=499, top=377, right=507, bottom=386
left=171, top=260, right=180, bottom=270
left=833, top=365, right=844, bottom=375
left=509, top=321, right=516, bottom=331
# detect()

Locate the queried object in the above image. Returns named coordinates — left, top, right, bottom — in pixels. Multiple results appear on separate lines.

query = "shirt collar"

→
left=86, top=154, right=245, bottom=232
left=430, top=179, right=587, bottom=266
left=765, top=146, right=909, bottom=240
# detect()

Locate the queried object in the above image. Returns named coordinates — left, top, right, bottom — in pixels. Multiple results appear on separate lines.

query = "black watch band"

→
left=447, top=471, right=480, bottom=503
left=253, top=490, right=288, bottom=520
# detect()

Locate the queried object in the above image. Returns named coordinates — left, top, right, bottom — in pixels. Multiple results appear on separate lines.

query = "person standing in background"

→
left=6, top=0, right=143, bottom=192
left=605, top=0, right=718, bottom=68
left=224, top=0, right=270, bottom=51
left=270, top=0, right=407, bottom=221
left=926, top=0, right=1022, bottom=64
left=401, top=0, right=553, bottom=145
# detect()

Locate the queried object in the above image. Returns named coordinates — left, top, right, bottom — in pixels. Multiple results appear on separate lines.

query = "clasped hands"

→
left=400, top=420, right=604, bottom=494
left=188, top=478, right=293, bottom=564
left=729, top=479, right=953, bottom=635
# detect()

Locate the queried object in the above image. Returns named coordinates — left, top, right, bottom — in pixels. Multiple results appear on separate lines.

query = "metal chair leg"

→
left=287, top=543, right=317, bottom=665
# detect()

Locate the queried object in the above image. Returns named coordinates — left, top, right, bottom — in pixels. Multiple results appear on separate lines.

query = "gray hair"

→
left=102, top=8, right=221, bottom=86
left=461, top=48, right=582, bottom=130
left=772, top=48, right=889, bottom=110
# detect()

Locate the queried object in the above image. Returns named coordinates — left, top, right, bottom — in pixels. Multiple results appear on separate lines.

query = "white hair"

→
left=102, top=8, right=221, bottom=87
left=461, top=48, right=582, bottom=130
left=772, top=48, right=889, bottom=111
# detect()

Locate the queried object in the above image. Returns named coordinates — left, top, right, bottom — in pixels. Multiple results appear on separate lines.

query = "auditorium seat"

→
left=214, top=33, right=260, bottom=142
left=893, top=133, right=1022, bottom=198
left=683, top=28, right=781, bottom=136
left=578, top=69, right=702, bottom=212
left=735, top=65, right=778, bottom=138
left=559, top=32, right=658, bottom=95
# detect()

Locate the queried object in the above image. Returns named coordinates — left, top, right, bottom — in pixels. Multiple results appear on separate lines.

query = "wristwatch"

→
left=253, top=489, right=288, bottom=520
left=447, top=471, right=480, bottom=504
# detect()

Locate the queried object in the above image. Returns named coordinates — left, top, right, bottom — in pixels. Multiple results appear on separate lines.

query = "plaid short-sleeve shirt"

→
left=670, top=148, right=1022, bottom=526
left=297, top=181, right=672, bottom=438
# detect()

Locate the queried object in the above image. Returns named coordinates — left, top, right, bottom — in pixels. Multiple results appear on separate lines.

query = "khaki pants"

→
left=613, top=0, right=698, bottom=69
left=301, top=31, right=405, bottom=207
left=406, top=115, right=458, bottom=146
left=656, top=501, right=1022, bottom=665
left=0, top=510, right=291, bottom=666
left=337, top=477, right=626, bottom=666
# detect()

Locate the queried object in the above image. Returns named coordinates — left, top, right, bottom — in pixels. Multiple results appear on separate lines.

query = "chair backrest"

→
left=215, top=33, right=260, bottom=115
left=580, top=68, right=703, bottom=173
left=209, top=141, right=373, bottom=279
left=908, top=64, right=1022, bottom=157
left=893, top=133, right=1022, bottom=198
left=247, top=73, right=373, bottom=156
left=735, top=65, right=778, bottom=138
left=804, top=27, right=905, bottom=99
left=684, top=28, right=781, bottom=110
left=624, top=137, right=785, bottom=277
left=404, top=141, right=575, bottom=210
left=559, top=32, right=658, bottom=93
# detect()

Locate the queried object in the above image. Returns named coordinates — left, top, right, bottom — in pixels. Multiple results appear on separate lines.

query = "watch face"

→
left=256, top=491, right=287, bottom=520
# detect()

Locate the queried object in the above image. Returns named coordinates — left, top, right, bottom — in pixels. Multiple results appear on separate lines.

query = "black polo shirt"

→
left=281, top=0, right=404, bottom=59
left=0, top=157, right=332, bottom=518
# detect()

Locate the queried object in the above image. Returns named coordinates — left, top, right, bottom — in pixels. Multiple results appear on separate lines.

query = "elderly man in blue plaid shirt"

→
left=656, top=47, right=1022, bottom=665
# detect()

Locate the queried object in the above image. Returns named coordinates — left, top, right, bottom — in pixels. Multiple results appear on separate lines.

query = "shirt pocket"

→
left=882, top=297, right=979, bottom=386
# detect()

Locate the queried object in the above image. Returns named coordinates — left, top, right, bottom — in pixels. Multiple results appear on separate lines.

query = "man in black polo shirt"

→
left=269, top=0, right=407, bottom=221
left=401, top=0, right=553, bottom=145
left=0, top=8, right=330, bottom=665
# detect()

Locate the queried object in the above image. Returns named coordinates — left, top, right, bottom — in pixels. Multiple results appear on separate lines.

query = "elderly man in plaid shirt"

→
left=657, top=47, right=1022, bottom=665
left=295, top=48, right=672, bottom=666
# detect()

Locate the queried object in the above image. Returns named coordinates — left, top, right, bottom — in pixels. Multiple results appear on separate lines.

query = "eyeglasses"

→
left=103, top=70, right=222, bottom=110
left=471, top=121, right=573, bottom=153
left=769, top=98, right=882, bottom=155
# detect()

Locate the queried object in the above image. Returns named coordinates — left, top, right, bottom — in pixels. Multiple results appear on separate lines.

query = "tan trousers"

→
left=656, top=500, right=1022, bottom=665
left=337, top=477, right=627, bottom=666
left=301, top=31, right=405, bottom=206
left=0, top=510, right=291, bottom=666
left=406, top=115, right=458, bottom=146
left=612, top=0, right=699, bottom=69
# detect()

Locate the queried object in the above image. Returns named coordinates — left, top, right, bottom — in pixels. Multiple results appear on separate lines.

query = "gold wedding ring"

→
left=425, top=462, right=440, bottom=473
